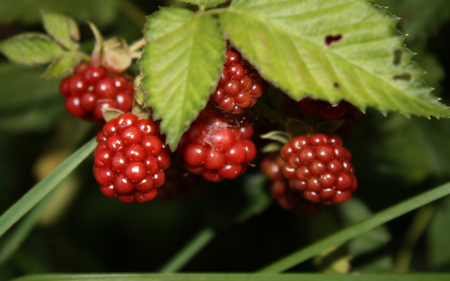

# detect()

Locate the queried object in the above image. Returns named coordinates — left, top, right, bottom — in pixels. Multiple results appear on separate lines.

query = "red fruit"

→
left=280, top=134, right=357, bottom=205
left=59, top=62, right=134, bottom=123
left=179, top=104, right=256, bottom=182
left=271, top=180, right=323, bottom=215
left=261, top=153, right=323, bottom=215
left=210, top=41, right=266, bottom=114
left=93, top=113, right=170, bottom=203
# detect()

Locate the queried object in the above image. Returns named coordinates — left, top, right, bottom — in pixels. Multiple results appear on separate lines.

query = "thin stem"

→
left=0, top=138, right=96, bottom=239
left=119, top=0, right=147, bottom=28
left=257, top=181, right=450, bottom=273
left=159, top=227, right=216, bottom=273
left=395, top=204, right=434, bottom=273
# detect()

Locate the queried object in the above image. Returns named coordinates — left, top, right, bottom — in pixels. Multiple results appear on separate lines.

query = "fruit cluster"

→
left=94, top=113, right=170, bottom=203
left=58, top=41, right=360, bottom=209
left=280, top=133, right=357, bottom=205
left=211, top=41, right=266, bottom=115
left=59, top=62, right=134, bottom=124
left=178, top=105, right=257, bottom=182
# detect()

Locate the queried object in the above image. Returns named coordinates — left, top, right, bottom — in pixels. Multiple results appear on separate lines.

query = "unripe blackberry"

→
left=179, top=105, right=256, bottom=182
left=60, top=62, right=134, bottom=123
left=211, top=41, right=266, bottom=114
left=280, top=133, right=357, bottom=205
left=94, top=113, right=170, bottom=203
left=297, top=98, right=348, bottom=120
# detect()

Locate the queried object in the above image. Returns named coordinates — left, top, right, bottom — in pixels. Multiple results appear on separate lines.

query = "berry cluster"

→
left=59, top=62, right=134, bottom=123
left=94, top=113, right=170, bottom=203
left=261, top=153, right=323, bottom=215
left=281, top=133, right=357, bottom=205
left=179, top=105, right=256, bottom=182
left=211, top=42, right=265, bottom=114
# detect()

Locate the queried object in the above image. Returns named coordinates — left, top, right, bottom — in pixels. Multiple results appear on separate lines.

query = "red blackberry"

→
left=179, top=105, right=256, bottom=182
left=93, top=113, right=170, bottom=203
left=261, top=153, right=323, bottom=215
left=211, top=41, right=266, bottom=115
left=280, top=133, right=357, bottom=205
left=59, top=62, right=134, bottom=123
left=297, top=98, right=348, bottom=120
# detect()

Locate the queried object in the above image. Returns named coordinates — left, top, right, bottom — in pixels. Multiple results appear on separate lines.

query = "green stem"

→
left=257, top=181, right=450, bottom=273
left=159, top=227, right=216, bottom=273
left=0, top=138, right=96, bottom=239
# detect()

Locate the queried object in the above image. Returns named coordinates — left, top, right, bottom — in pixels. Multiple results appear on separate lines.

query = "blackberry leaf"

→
left=0, top=33, right=64, bottom=65
left=40, top=10, right=80, bottom=50
left=220, top=0, right=450, bottom=118
left=139, top=7, right=225, bottom=150
left=42, top=52, right=81, bottom=78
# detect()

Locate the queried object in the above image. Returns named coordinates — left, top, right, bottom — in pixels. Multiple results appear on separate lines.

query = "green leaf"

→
left=0, top=138, right=96, bottom=239
left=219, top=0, right=450, bottom=118
left=41, top=52, right=81, bottom=78
left=178, top=0, right=227, bottom=9
left=10, top=273, right=450, bottom=281
left=369, top=115, right=450, bottom=183
left=258, top=180, right=450, bottom=273
left=40, top=10, right=80, bottom=50
left=0, top=33, right=64, bottom=65
left=140, top=7, right=225, bottom=149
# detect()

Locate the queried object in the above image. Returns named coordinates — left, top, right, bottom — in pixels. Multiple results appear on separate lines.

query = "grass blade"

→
left=0, top=138, right=96, bottom=238
left=258, top=182, right=450, bottom=273
left=159, top=227, right=216, bottom=273
left=11, top=273, right=450, bottom=281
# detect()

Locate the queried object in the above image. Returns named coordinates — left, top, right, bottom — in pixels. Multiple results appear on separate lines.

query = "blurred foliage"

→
left=0, top=0, right=450, bottom=279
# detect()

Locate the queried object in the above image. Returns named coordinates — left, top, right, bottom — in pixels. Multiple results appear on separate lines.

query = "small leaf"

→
left=140, top=7, right=225, bottom=150
left=220, top=0, right=450, bottom=118
left=40, top=10, right=80, bottom=50
left=41, top=52, right=81, bottom=78
left=178, top=0, right=227, bottom=9
left=0, top=33, right=64, bottom=65
left=101, top=108, right=124, bottom=122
